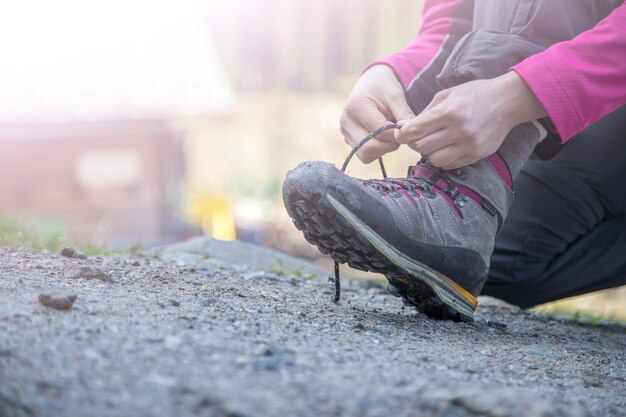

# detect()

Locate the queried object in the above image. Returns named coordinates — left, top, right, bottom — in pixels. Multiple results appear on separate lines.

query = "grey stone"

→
left=38, top=290, right=77, bottom=310
left=64, top=266, right=114, bottom=283
left=518, top=348, right=563, bottom=361
left=156, top=237, right=328, bottom=278
left=242, top=271, right=299, bottom=285
left=249, top=345, right=297, bottom=371
left=0, top=388, right=34, bottom=417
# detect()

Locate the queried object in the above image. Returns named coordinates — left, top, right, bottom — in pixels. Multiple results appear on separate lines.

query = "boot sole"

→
left=287, top=190, right=476, bottom=322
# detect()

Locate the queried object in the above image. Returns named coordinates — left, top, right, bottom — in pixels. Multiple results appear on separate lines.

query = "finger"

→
left=342, top=117, right=396, bottom=150
left=358, top=105, right=399, bottom=144
left=395, top=90, right=448, bottom=143
left=386, top=94, right=415, bottom=124
left=395, top=108, right=447, bottom=144
left=443, top=156, right=474, bottom=170
left=343, top=98, right=399, bottom=144
left=341, top=117, right=368, bottom=148
left=426, top=145, right=466, bottom=169
left=356, top=139, right=400, bottom=164
left=442, top=141, right=490, bottom=169
left=407, top=129, right=458, bottom=156
left=341, top=118, right=399, bottom=163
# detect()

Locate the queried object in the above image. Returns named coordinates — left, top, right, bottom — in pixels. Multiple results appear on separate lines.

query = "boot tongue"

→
left=407, top=158, right=439, bottom=178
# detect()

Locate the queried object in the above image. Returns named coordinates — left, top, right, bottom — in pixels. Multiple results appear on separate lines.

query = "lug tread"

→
left=288, top=194, right=468, bottom=322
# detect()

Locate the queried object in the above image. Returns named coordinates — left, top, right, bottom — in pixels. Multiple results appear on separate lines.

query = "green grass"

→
left=532, top=291, right=626, bottom=324
left=270, top=259, right=318, bottom=280
left=0, top=215, right=65, bottom=252
left=0, top=215, right=143, bottom=256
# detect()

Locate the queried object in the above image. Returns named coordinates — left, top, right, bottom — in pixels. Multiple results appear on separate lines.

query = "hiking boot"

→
left=283, top=122, right=545, bottom=321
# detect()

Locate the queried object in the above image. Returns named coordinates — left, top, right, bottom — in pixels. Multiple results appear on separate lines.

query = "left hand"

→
left=394, top=71, right=547, bottom=170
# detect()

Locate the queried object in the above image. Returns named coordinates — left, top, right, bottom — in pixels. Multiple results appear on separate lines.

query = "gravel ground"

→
left=0, top=246, right=624, bottom=417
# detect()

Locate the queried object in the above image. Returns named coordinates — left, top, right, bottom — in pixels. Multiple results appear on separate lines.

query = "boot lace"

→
left=329, top=124, right=399, bottom=303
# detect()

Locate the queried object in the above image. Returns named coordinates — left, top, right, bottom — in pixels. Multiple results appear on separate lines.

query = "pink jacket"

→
left=375, top=1, right=626, bottom=142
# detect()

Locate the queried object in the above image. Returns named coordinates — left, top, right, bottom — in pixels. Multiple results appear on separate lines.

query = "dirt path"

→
left=1, top=245, right=624, bottom=417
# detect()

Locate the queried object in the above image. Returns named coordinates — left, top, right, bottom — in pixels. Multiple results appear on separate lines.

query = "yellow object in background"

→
left=188, top=194, right=236, bottom=241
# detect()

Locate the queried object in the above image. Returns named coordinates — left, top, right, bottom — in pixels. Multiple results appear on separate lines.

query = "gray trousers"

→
left=403, top=0, right=626, bottom=307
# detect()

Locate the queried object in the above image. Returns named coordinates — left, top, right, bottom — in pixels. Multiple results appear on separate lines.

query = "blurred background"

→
left=0, top=0, right=623, bottom=321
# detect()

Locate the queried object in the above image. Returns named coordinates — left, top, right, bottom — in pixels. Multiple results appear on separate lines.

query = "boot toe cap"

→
left=282, top=160, right=339, bottom=202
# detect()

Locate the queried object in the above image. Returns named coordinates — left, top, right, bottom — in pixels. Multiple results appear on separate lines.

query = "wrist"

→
left=364, top=64, right=397, bottom=78
left=496, top=71, right=548, bottom=127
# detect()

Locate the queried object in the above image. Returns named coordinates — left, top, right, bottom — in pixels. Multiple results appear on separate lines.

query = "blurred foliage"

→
left=270, top=259, right=318, bottom=280
left=532, top=290, right=626, bottom=324
left=0, top=215, right=143, bottom=255
left=0, top=215, right=65, bottom=252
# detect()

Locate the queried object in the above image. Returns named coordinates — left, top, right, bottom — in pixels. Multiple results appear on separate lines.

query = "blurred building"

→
left=0, top=121, right=183, bottom=246
left=0, top=0, right=235, bottom=247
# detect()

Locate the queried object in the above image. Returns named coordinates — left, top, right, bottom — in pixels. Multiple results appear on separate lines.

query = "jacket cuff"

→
left=511, top=58, right=583, bottom=143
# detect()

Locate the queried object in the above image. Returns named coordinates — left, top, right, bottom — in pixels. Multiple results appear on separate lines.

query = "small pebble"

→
left=201, top=297, right=217, bottom=307
left=38, top=291, right=77, bottom=310
left=60, top=247, right=87, bottom=259
left=197, top=267, right=217, bottom=277
left=353, top=323, right=366, bottom=331
left=487, top=320, right=508, bottom=330
left=60, top=247, right=76, bottom=257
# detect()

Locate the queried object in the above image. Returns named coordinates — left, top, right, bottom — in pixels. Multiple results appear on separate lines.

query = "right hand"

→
left=340, top=65, right=415, bottom=163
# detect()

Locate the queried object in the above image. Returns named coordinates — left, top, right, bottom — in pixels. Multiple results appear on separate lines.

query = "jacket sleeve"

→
left=365, top=0, right=469, bottom=89
left=512, top=5, right=626, bottom=142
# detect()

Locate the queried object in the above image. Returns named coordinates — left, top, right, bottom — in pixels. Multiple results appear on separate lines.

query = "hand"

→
left=395, top=71, right=548, bottom=169
left=340, top=65, right=415, bottom=163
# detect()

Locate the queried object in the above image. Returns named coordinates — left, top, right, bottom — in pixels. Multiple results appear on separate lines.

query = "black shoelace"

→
left=329, top=123, right=400, bottom=303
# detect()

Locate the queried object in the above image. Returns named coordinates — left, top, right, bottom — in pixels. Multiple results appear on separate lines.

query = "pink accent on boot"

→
left=487, top=153, right=512, bottom=188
